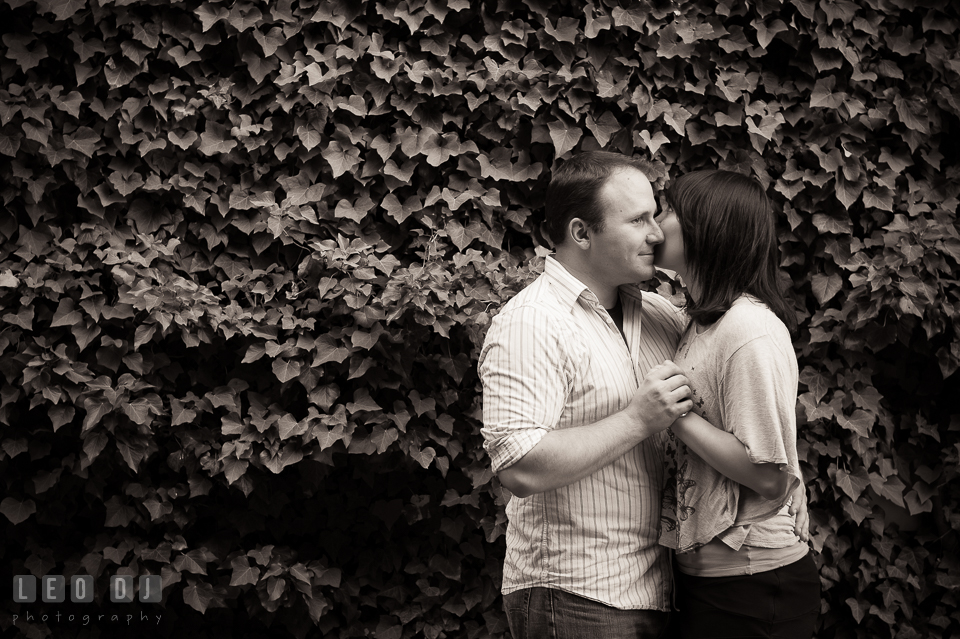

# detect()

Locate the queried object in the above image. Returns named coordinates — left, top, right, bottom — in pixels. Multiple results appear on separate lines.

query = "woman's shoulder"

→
left=714, top=295, right=791, bottom=346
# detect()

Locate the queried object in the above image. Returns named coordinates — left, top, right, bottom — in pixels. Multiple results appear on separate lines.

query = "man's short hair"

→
left=543, top=151, right=654, bottom=246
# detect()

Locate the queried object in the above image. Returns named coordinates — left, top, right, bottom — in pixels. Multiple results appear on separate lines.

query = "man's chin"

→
left=633, top=267, right=656, bottom=283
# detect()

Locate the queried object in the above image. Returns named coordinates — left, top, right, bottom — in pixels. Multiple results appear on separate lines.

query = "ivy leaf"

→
left=169, top=130, right=199, bottom=149
left=880, top=475, right=907, bottom=507
left=548, top=121, right=582, bottom=157
left=346, top=389, right=380, bottom=413
left=836, top=467, right=871, bottom=500
left=174, top=551, right=208, bottom=575
left=904, top=490, right=933, bottom=515
left=104, top=58, right=140, bottom=88
left=446, top=219, right=470, bottom=251
left=755, top=18, right=789, bottom=48
left=59, top=128, right=97, bottom=162
left=248, top=547, right=273, bottom=566
left=334, top=199, right=369, bottom=223
left=811, top=273, right=843, bottom=304
left=170, top=399, right=197, bottom=426
left=199, top=123, right=238, bottom=156
left=409, top=446, right=437, bottom=469
left=196, top=3, right=229, bottom=31
left=229, top=557, right=260, bottom=587
left=893, top=95, right=929, bottom=133
left=321, top=140, right=361, bottom=178
left=2, top=439, right=27, bottom=459
left=267, top=576, right=286, bottom=601
left=52, top=91, right=83, bottom=118
left=36, top=0, right=85, bottom=20
left=134, top=324, right=157, bottom=350
left=183, top=580, right=213, bottom=613
left=862, top=187, right=895, bottom=212
left=104, top=496, right=136, bottom=527
left=313, top=565, right=341, bottom=588
left=810, top=78, right=844, bottom=109
left=272, top=358, right=301, bottom=384
left=638, top=129, right=670, bottom=154
left=82, top=398, right=112, bottom=432
left=585, top=111, right=622, bottom=147
left=611, top=7, right=647, bottom=33
left=314, top=335, right=351, bottom=365
left=227, top=4, right=262, bottom=32
left=370, top=426, right=399, bottom=454
left=3, top=34, right=47, bottom=71
left=243, top=53, right=278, bottom=84
left=837, top=410, right=874, bottom=438
left=811, top=213, right=852, bottom=235
left=51, top=298, right=84, bottom=327
left=277, top=413, right=307, bottom=440
left=123, top=396, right=160, bottom=425
left=264, top=445, right=302, bottom=473
left=381, top=193, right=420, bottom=224
left=33, top=469, right=62, bottom=494
left=223, top=458, right=248, bottom=484
left=254, top=26, right=285, bottom=57
left=410, top=391, right=437, bottom=416
left=304, top=592, right=331, bottom=623
left=49, top=405, right=75, bottom=432
left=116, top=435, right=154, bottom=472
left=421, top=130, right=460, bottom=167
left=0, top=497, right=36, bottom=525
left=835, top=173, right=864, bottom=209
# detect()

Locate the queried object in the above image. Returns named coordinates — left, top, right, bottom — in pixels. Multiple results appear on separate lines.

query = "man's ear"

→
left=567, top=217, right=591, bottom=250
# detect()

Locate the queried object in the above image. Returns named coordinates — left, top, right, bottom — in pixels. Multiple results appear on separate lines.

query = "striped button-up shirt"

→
left=478, top=256, right=686, bottom=610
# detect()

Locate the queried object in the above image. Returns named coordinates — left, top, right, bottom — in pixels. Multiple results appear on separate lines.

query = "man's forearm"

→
left=497, top=409, right=658, bottom=498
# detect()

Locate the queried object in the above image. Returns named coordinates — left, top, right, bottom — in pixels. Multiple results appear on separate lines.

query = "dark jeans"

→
left=503, top=587, right=671, bottom=639
left=673, top=553, right=821, bottom=639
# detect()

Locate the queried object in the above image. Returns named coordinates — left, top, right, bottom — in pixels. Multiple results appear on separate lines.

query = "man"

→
left=478, top=151, right=692, bottom=637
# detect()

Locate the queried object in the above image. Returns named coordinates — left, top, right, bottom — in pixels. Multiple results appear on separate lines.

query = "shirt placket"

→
left=622, top=294, right=644, bottom=386
left=584, top=295, right=635, bottom=377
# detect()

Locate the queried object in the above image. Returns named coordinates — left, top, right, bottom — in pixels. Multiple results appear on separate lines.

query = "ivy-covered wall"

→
left=0, top=0, right=958, bottom=637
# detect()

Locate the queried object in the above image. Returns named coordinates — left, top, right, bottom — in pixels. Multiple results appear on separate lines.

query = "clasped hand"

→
left=626, top=360, right=693, bottom=434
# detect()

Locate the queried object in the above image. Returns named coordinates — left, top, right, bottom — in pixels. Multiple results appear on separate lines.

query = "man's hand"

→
left=496, top=361, right=691, bottom=498
left=625, top=360, right=693, bottom=437
left=788, top=481, right=811, bottom=543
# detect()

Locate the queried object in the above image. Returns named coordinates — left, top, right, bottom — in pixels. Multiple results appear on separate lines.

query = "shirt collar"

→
left=544, top=255, right=596, bottom=309
left=544, top=255, right=646, bottom=310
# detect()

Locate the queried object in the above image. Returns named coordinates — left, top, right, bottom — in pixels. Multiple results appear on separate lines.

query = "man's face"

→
left=587, top=168, right=664, bottom=286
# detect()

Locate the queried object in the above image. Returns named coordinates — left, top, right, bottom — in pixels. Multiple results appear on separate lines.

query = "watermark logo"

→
left=13, top=575, right=161, bottom=603
left=12, top=575, right=164, bottom=628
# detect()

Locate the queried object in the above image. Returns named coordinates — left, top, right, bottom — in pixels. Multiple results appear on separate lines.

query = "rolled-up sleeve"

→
left=478, top=305, right=573, bottom=473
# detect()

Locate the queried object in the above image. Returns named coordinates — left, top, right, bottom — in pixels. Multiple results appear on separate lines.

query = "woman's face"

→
left=653, top=206, right=687, bottom=278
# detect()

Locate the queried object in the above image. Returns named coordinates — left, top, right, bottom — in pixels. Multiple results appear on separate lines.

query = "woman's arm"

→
left=671, top=412, right=792, bottom=502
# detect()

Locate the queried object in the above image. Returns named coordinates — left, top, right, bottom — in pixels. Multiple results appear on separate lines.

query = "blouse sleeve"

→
left=719, top=334, right=802, bottom=496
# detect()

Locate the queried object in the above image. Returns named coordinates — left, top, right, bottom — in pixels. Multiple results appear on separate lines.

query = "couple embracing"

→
left=479, top=151, right=820, bottom=639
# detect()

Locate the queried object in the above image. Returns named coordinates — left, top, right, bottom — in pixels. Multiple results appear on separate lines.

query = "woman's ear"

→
left=567, top=217, right=591, bottom=250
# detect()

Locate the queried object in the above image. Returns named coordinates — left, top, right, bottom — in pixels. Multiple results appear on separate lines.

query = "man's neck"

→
left=553, top=252, right=619, bottom=308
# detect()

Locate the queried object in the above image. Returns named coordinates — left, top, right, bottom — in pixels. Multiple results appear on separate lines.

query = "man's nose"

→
left=648, top=223, right=664, bottom=245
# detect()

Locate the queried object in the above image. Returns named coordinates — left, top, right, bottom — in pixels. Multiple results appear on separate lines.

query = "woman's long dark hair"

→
left=665, top=169, right=797, bottom=334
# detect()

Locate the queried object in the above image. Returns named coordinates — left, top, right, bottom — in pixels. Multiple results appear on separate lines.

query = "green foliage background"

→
left=0, top=0, right=958, bottom=637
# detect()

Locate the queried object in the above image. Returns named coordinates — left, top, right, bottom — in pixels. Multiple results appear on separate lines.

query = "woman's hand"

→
left=788, top=482, right=811, bottom=542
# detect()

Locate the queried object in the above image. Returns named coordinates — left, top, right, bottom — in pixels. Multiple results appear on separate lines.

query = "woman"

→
left=654, top=169, right=819, bottom=638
